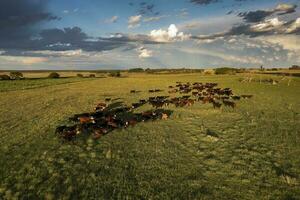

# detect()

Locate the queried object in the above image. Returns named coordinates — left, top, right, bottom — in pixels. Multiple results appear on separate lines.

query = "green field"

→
left=0, top=73, right=299, bottom=199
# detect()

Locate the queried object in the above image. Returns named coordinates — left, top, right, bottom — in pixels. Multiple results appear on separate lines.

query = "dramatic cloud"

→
left=0, top=0, right=299, bottom=69
left=0, top=0, right=59, bottom=41
left=150, top=24, right=190, bottom=42
left=238, top=10, right=273, bottom=23
left=128, top=15, right=142, bottom=29
left=193, top=3, right=299, bottom=41
left=238, top=3, right=297, bottom=23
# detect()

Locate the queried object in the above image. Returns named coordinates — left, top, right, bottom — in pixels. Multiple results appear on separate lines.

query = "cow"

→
left=78, top=116, right=96, bottom=124
left=223, top=100, right=236, bottom=108
left=212, top=101, right=222, bottom=109
left=95, top=102, right=107, bottom=112
left=231, top=96, right=241, bottom=100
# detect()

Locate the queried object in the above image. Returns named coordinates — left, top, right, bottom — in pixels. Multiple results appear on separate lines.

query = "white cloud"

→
left=250, top=18, right=284, bottom=32
left=250, top=17, right=300, bottom=34
left=128, top=15, right=142, bottom=29
left=31, top=49, right=88, bottom=57
left=63, top=9, right=79, bottom=14
left=138, top=47, right=153, bottom=58
left=286, top=18, right=300, bottom=34
left=258, top=35, right=300, bottom=51
left=274, top=3, right=297, bottom=13
left=143, top=15, right=168, bottom=23
left=150, top=24, right=190, bottom=42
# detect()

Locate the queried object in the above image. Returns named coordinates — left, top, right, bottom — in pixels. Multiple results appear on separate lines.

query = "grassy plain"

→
left=0, top=73, right=299, bottom=199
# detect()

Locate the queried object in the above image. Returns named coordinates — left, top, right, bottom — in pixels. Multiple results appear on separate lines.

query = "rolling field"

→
left=0, top=73, right=299, bottom=199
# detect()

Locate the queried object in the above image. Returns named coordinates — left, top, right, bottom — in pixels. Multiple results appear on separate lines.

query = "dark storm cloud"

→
left=0, top=1, right=148, bottom=55
left=238, top=10, right=273, bottom=23
left=238, top=4, right=297, bottom=23
left=0, top=0, right=63, bottom=54
left=0, top=0, right=59, bottom=40
left=0, top=25, right=162, bottom=57
left=40, top=27, right=88, bottom=44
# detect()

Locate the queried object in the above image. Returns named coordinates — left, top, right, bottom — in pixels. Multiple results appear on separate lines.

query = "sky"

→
left=0, top=0, right=299, bottom=70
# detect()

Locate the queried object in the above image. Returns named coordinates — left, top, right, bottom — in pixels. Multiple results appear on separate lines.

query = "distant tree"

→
left=9, top=71, right=23, bottom=80
left=0, top=74, right=10, bottom=80
left=214, top=68, right=237, bottom=75
left=89, top=74, right=96, bottom=78
left=48, top=72, right=60, bottom=78
left=129, top=68, right=144, bottom=72
left=290, top=65, right=300, bottom=70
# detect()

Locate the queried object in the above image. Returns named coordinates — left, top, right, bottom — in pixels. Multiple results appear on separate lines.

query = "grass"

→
left=0, top=73, right=299, bottom=199
left=0, top=78, right=88, bottom=92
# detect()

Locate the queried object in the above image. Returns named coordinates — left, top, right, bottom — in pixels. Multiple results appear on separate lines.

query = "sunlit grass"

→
left=0, top=73, right=299, bottom=199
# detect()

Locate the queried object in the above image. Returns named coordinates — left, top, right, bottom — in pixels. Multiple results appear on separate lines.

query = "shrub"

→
left=0, top=74, right=10, bottom=80
left=214, top=68, right=237, bottom=75
left=9, top=71, right=23, bottom=80
left=89, top=74, right=96, bottom=78
left=77, top=73, right=84, bottom=78
left=48, top=72, right=60, bottom=78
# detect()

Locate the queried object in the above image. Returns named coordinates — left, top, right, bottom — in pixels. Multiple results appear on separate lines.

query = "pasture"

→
left=0, top=73, right=299, bottom=199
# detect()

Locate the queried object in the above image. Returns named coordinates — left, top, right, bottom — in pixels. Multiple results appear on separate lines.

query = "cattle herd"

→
left=56, top=81, right=253, bottom=141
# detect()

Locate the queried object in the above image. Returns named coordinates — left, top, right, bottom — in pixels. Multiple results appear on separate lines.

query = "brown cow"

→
left=78, top=116, right=95, bottom=124
left=95, top=102, right=107, bottom=111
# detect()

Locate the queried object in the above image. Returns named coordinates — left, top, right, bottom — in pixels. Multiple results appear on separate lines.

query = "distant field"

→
left=0, top=73, right=299, bottom=199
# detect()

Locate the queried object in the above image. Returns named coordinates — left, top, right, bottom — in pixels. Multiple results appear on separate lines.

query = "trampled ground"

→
left=0, top=73, right=299, bottom=199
